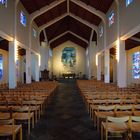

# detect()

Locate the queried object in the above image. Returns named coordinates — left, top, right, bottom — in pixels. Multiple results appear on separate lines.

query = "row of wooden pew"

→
left=0, top=81, right=58, bottom=140
left=77, top=80, right=140, bottom=140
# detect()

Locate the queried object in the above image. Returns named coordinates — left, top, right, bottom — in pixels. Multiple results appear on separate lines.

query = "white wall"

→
left=52, top=41, right=86, bottom=77
left=0, top=0, right=40, bottom=51
left=16, top=2, right=40, bottom=52
left=97, top=1, right=117, bottom=53
left=16, top=1, right=30, bottom=47
left=120, top=0, right=140, bottom=37
left=127, top=46, right=140, bottom=85
left=31, top=22, right=39, bottom=52
left=0, top=0, right=14, bottom=38
left=106, top=1, right=117, bottom=47
left=0, top=49, right=8, bottom=84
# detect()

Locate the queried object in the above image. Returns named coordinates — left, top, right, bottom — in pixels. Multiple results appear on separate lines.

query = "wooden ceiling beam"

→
left=130, top=37, right=140, bottom=43
left=68, top=31, right=88, bottom=44
left=49, top=31, right=88, bottom=44
left=39, top=13, right=68, bottom=32
left=39, top=13, right=97, bottom=34
left=70, top=0, right=106, bottom=24
left=67, top=0, right=70, bottom=13
left=49, top=31, right=69, bottom=43
left=69, top=13, right=98, bottom=32
left=30, top=0, right=66, bottom=23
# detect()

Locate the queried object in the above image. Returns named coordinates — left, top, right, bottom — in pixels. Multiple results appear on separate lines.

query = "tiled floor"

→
left=26, top=80, right=99, bottom=140
left=24, top=80, right=140, bottom=140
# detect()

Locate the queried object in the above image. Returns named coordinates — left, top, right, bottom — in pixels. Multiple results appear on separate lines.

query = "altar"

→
left=62, top=73, right=76, bottom=79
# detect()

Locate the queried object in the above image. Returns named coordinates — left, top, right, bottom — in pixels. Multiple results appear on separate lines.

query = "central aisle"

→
left=29, top=80, right=99, bottom=140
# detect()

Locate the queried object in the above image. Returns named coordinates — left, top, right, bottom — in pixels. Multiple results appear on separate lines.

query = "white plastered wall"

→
left=16, top=2, right=30, bottom=47
left=0, top=0, right=14, bottom=38
left=106, top=1, right=117, bottom=47
left=31, top=22, right=40, bottom=52
left=120, top=0, right=140, bottom=37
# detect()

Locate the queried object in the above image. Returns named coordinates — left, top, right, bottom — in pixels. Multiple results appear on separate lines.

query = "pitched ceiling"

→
left=45, top=16, right=92, bottom=41
left=21, top=0, right=114, bottom=48
left=50, top=33, right=88, bottom=49
left=20, top=0, right=54, bottom=14
left=80, top=0, right=114, bottom=13
left=34, top=1, right=67, bottom=27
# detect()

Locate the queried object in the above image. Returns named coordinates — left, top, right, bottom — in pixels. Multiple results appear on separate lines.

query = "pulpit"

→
left=40, top=69, right=49, bottom=81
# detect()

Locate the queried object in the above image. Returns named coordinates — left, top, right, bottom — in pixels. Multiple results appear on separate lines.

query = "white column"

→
left=117, top=40, right=127, bottom=87
left=43, top=30, right=50, bottom=70
left=26, top=49, right=31, bottom=83
left=97, top=54, right=101, bottom=80
left=40, top=42, right=49, bottom=70
left=85, top=48, right=89, bottom=79
left=9, top=41, right=17, bottom=88
left=90, top=41, right=97, bottom=79
left=46, top=44, right=50, bottom=70
left=104, top=24, right=107, bottom=49
left=34, top=55, right=40, bottom=81
left=87, top=47, right=91, bottom=79
left=48, top=47, right=53, bottom=78
left=87, top=30, right=94, bottom=79
left=104, top=49, right=110, bottom=83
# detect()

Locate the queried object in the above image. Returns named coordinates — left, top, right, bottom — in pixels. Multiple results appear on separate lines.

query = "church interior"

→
left=0, top=0, right=140, bottom=140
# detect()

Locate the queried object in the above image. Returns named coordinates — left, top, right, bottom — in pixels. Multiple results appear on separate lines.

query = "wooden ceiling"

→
left=125, top=32, right=140, bottom=50
left=69, top=1, right=101, bottom=26
left=80, top=0, right=114, bottom=13
left=21, top=0, right=114, bottom=49
left=125, top=39, right=140, bottom=50
left=20, top=0, right=54, bottom=14
left=0, top=38, right=26, bottom=56
left=35, top=1, right=67, bottom=27
left=133, top=32, right=140, bottom=39
left=45, top=16, right=92, bottom=41
left=2, top=1, right=140, bottom=51
left=50, top=33, right=88, bottom=49
left=0, top=39, right=9, bottom=51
